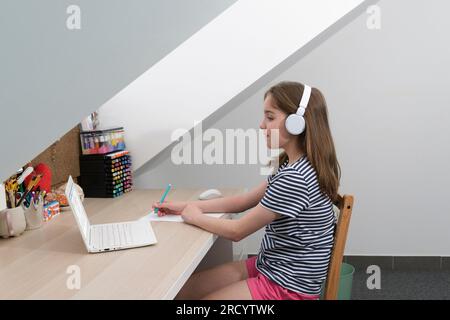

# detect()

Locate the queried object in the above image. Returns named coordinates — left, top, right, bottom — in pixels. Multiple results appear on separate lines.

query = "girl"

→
left=152, top=81, right=340, bottom=300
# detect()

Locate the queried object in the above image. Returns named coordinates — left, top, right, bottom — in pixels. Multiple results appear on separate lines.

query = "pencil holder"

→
left=23, top=199, right=44, bottom=230
left=0, top=206, right=26, bottom=238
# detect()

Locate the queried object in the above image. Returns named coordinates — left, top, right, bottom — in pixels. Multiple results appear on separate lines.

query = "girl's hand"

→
left=181, top=204, right=203, bottom=225
left=152, top=201, right=187, bottom=216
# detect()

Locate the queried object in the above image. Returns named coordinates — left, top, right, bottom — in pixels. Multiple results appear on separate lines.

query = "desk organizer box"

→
left=78, top=150, right=133, bottom=198
left=80, top=127, right=126, bottom=155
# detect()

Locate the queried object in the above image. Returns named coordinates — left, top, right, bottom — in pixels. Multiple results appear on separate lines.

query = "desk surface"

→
left=0, top=188, right=243, bottom=299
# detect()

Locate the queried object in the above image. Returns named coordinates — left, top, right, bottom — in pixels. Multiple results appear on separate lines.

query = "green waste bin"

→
left=320, top=262, right=355, bottom=300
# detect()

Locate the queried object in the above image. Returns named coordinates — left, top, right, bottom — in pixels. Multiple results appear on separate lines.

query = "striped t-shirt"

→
left=257, top=155, right=336, bottom=295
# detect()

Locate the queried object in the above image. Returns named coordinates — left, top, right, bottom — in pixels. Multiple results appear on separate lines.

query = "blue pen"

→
left=154, top=184, right=172, bottom=214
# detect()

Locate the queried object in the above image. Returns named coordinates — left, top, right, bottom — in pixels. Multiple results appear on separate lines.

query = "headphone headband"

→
left=296, top=85, right=312, bottom=116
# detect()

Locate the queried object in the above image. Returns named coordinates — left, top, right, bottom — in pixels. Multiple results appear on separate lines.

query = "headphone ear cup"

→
left=285, top=114, right=305, bottom=135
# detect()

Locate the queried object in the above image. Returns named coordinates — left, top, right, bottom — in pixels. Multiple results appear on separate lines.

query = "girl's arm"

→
left=181, top=202, right=279, bottom=242
left=153, top=181, right=268, bottom=215
left=189, top=181, right=267, bottom=214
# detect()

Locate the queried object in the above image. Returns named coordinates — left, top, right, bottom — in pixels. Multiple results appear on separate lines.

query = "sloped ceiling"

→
left=98, top=0, right=366, bottom=172
left=0, top=0, right=237, bottom=181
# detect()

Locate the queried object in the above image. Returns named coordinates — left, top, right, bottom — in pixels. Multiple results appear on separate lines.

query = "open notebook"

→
left=139, top=212, right=225, bottom=223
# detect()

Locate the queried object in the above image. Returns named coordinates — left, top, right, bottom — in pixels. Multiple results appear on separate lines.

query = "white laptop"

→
left=65, top=176, right=157, bottom=253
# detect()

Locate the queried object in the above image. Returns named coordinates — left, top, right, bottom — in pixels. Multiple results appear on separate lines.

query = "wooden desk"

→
left=0, top=188, right=244, bottom=299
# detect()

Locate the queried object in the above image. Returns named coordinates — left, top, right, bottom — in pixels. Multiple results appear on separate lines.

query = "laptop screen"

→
left=65, top=176, right=90, bottom=243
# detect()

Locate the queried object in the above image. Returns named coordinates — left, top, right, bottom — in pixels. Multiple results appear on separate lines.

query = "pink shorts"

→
left=245, top=256, right=320, bottom=300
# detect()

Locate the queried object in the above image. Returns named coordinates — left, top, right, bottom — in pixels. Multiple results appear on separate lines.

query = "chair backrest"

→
left=323, top=194, right=354, bottom=300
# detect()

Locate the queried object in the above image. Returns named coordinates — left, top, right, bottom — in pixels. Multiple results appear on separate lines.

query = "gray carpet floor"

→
left=351, top=270, right=450, bottom=300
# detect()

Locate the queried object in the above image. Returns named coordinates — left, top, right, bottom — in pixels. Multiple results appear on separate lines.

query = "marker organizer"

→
left=78, top=150, right=133, bottom=198
left=80, top=127, right=126, bottom=155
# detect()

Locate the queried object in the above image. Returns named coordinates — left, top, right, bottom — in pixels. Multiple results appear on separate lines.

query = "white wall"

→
left=135, top=0, right=450, bottom=256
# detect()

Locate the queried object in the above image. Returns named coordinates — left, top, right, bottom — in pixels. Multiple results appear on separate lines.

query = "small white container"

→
left=0, top=206, right=27, bottom=238
left=23, top=199, right=44, bottom=230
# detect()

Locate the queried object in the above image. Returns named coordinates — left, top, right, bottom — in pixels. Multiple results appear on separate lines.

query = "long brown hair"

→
left=264, top=81, right=341, bottom=201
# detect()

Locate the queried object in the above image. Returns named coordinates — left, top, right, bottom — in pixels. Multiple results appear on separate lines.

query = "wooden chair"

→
left=323, top=194, right=354, bottom=300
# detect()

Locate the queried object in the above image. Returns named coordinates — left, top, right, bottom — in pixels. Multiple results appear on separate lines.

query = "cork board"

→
left=29, top=125, right=81, bottom=188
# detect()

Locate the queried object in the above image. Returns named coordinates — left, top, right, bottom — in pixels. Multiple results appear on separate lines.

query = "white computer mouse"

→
left=198, top=189, right=223, bottom=200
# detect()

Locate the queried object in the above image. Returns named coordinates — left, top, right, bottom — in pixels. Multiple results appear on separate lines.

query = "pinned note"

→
left=0, top=183, right=6, bottom=211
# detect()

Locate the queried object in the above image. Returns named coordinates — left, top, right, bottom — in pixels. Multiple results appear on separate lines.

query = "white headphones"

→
left=285, top=85, right=312, bottom=135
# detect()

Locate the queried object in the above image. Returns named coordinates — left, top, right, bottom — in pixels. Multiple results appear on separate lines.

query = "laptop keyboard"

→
left=93, top=223, right=135, bottom=249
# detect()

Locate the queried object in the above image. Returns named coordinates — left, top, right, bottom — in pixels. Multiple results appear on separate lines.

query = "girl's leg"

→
left=175, top=260, right=249, bottom=300
left=201, top=280, right=252, bottom=300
